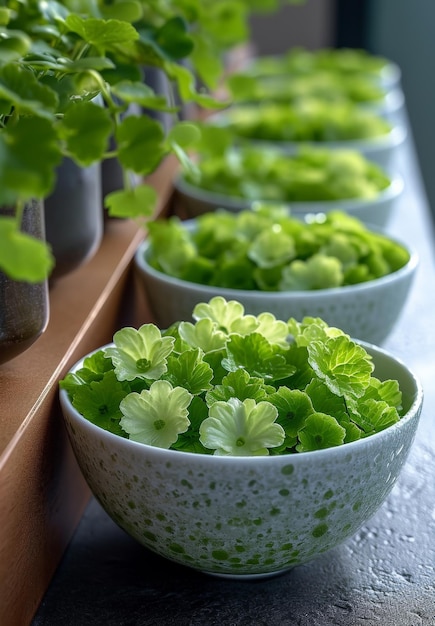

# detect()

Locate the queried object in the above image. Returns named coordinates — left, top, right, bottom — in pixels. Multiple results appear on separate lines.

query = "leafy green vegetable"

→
left=182, top=137, right=391, bottom=203
left=61, top=297, right=406, bottom=456
left=119, top=380, right=192, bottom=448
left=214, top=100, right=392, bottom=143
left=145, top=207, right=410, bottom=292
left=199, top=397, right=284, bottom=456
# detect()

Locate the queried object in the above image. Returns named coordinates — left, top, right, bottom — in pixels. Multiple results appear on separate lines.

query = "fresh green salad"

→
left=145, top=207, right=410, bottom=291
left=216, top=100, right=392, bottom=142
left=227, top=70, right=386, bottom=106
left=60, top=298, right=405, bottom=456
left=183, top=143, right=391, bottom=202
left=247, top=47, right=391, bottom=81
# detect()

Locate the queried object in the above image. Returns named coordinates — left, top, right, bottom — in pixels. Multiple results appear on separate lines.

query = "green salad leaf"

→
left=145, top=207, right=410, bottom=292
left=119, top=380, right=192, bottom=448
left=182, top=137, right=391, bottom=203
left=216, top=100, right=392, bottom=143
left=61, top=297, right=406, bottom=456
left=199, top=397, right=284, bottom=456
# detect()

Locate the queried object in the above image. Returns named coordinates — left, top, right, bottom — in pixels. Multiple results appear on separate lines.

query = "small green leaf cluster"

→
left=60, top=296, right=404, bottom=456
left=216, top=99, right=392, bottom=143
left=184, top=138, right=391, bottom=202
left=146, top=207, right=410, bottom=291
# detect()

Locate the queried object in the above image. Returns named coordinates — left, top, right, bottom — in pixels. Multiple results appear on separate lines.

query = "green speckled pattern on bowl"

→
left=60, top=344, right=423, bottom=578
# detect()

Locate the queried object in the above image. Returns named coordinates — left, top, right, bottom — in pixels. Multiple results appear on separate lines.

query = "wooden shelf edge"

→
left=0, top=155, right=179, bottom=626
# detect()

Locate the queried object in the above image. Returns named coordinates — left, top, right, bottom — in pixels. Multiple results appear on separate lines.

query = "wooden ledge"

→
left=0, top=156, right=178, bottom=626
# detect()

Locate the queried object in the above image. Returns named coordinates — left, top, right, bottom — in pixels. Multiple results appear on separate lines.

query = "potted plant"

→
left=58, top=297, right=424, bottom=577
left=0, top=5, right=200, bottom=361
left=0, top=0, right=300, bottom=363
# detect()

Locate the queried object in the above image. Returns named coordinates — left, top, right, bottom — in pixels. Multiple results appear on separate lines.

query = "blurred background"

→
left=250, top=0, right=435, bottom=221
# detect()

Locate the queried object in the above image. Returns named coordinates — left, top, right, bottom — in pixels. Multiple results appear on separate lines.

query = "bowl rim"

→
left=134, top=220, right=418, bottom=300
left=207, top=108, right=408, bottom=151
left=60, top=339, right=423, bottom=465
left=174, top=171, right=405, bottom=214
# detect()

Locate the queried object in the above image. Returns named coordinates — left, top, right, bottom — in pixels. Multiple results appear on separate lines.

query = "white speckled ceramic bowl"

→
left=60, top=342, right=423, bottom=579
left=134, top=226, right=418, bottom=345
left=174, top=173, right=404, bottom=227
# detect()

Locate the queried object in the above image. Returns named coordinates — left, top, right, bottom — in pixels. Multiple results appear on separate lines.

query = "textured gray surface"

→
left=32, top=126, right=435, bottom=625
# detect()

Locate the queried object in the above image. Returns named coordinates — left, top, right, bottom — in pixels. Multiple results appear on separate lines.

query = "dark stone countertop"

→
left=32, top=124, right=435, bottom=626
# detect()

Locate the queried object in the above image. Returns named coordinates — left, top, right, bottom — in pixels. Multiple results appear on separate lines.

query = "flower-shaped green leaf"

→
left=199, top=397, right=284, bottom=456
left=307, top=335, right=374, bottom=398
left=178, top=318, right=228, bottom=353
left=105, top=324, right=175, bottom=381
left=352, top=398, right=399, bottom=434
left=223, top=332, right=296, bottom=381
left=192, top=296, right=246, bottom=333
left=205, top=369, right=274, bottom=406
left=305, top=379, right=349, bottom=423
left=248, top=226, right=296, bottom=268
left=71, top=370, right=128, bottom=436
left=268, top=387, right=314, bottom=437
left=280, top=254, right=343, bottom=290
left=288, top=316, right=345, bottom=347
left=361, top=377, right=402, bottom=410
left=296, top=412, right=346, bottom=452
left=163, top=348, right=213, bottom=395
left=119, top=380, right=192, bottom=448
left=147, top=218, right=197, bottom=277
left=253, top=312, right=290, bottom=348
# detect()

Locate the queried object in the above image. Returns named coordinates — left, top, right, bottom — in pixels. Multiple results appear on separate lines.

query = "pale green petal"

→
left=119, top=380, right=192, bottom=448
left=255, top=313, right=290, bottom=348
left=105, top=324, right=175, bottom=381
left=229, top=314, right=259, bottom=336
left=192, top=297, right=246, bottom=332
left=199, top=397, right=284, bottom=456
left=178, top=318, right=227, bottom=352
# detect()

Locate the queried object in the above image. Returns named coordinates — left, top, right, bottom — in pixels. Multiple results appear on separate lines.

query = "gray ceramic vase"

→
left=44, top=157, right=103, bottom=280
left=0, top=199, right=49, bottom=365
